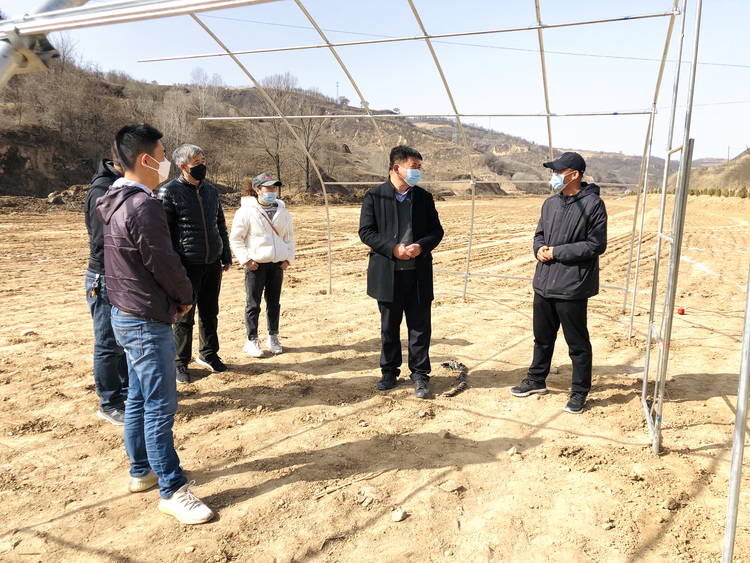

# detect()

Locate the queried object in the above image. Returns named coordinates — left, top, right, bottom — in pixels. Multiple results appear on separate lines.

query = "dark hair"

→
left=242, top=177, right=257, bottom=198
left=389, top=145, right=422, bottom=169
left=114, top=124, right=163, bottom=171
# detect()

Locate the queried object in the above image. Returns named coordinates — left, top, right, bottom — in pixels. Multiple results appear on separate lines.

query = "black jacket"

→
left=532, top=183, right=607, bottom=300
left=96, top=183, right=194, bottom=324
left=85, top=159, right=121, bottom=274
left=158, top=176, right=231, bottom=266
left=359, top=180, right=444, bottom=303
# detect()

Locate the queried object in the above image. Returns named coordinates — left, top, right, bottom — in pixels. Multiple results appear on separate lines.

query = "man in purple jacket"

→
left=97, top=124, right=213, bottom=525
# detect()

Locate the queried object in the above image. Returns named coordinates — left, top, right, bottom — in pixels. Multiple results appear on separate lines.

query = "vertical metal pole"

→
left=721, top=261, right=750, bottom=563
left=534, top=0, right=554, bottom=161
left=653, top=137, right=693, bottom=453
left=623, top=0, right=680, bottom=318
left=627, top=108, right=656, bottom=341
left=0, top=0, right=89, bottom=90
left=642, top=0, right=688, bottom=449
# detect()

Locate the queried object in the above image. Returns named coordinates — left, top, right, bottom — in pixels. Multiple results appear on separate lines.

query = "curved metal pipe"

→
left=407, top=0, right=477, bottom=300
left=293, top=0, right=389, bottom=162
left=190, top=13, right=333, bottom=296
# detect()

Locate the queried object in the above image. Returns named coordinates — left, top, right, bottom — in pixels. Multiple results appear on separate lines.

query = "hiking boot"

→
left=158, top=482, right=214, bottom=525
left=196, top=355, right=228, bottom=373
left=127, top=470, right=158, bottom=493
left=376, top=372, right=398, bottom=391
left=414, top=379, right=430, bottom=399
left=97, top=407, right=125, bottom=426
left=509, top=378, right=548, bottom=397
left=176, top=365, right=190, bottom=384
left=564, top=393, right=587, bottom=414
left=242, top=338, right=263, bottom=358
left=265, top=335, right=282, bottom=355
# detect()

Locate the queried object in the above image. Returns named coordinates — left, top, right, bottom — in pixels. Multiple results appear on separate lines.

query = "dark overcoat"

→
left=358, top=179, right=444, bottom=303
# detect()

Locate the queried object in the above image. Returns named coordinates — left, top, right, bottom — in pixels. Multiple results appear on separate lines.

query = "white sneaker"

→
left=158, top=481, right=214, bottom=524
left=127, top=469, right=158, bottom=493
left=242, top=338, right=263, bottom=358
left=265, top=335, right=282, bottom=355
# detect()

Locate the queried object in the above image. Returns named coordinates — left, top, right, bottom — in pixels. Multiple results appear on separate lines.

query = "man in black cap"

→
left=509, top=152, right=607, bottom=414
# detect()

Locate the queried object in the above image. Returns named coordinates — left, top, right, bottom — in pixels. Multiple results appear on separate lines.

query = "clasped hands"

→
left=394, top=243, right=422, bottom=260
left=243, top=259, right=289, bottom=271
left=537, top=245, right=554, bottom=262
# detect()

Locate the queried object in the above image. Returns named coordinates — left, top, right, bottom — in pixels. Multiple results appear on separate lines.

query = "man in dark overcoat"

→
left=359, top=145, right=444, bottom=398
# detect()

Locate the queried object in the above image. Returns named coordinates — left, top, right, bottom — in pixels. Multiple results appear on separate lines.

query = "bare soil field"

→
left=1, top=194, right=750, bottom=563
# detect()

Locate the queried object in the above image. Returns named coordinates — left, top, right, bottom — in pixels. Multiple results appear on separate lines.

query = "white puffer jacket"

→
left=229, top=196, right=295, bottom=266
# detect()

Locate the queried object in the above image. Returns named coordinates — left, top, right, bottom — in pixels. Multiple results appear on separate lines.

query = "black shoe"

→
left=564, top=393, right=586, bottom=414
left=97, top=407, right=125, bottom=426
left=196, top=355, right=228, bottom=373
left=414, top=379, right=429, bottom=399
left=176, top=365, right=190, bottom=384
left=376, top=372, right=398, bottom=391
left=509, top=378, right=548, bottom=397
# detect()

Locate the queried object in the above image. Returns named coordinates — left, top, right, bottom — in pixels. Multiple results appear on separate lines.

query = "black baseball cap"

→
left=252, top=173, right=282, bottom=189
left=543, top=152, right=586, bottom=173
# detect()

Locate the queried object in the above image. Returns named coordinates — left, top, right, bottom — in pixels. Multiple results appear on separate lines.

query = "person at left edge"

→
left=158, top=144, right=232, bottom=383
left=84, top=143, right=128, bottom=426
left=97, top=123, right=213, bottom=524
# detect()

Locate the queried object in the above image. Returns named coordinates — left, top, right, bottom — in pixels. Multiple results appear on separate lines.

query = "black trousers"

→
left=527, top=293, right=592, bottom=395
left=244, top=262, right=284, bottom=339
left=173, top=260, right=223, bottom=366
left=377, top=270, right=431, bottom=382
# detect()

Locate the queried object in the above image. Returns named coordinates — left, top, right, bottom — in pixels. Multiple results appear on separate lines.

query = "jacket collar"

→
left=176, top=175, right=202, bottom=190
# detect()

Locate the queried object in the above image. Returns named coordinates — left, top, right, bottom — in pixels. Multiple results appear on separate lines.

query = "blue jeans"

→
left=85, top=271, right=127, bottom=412
left=111, top=307, right=186, bottom=499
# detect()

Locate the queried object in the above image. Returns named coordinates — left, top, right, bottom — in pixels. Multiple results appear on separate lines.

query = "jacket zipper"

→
left=257, top=204, right=277, bottom=263
left=545, top=195, right=564, bottom=295
left=195, top=184, right=210, bottom=263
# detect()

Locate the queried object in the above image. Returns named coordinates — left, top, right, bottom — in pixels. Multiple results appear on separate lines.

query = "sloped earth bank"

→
left=1, top=195, right=750, bottom=563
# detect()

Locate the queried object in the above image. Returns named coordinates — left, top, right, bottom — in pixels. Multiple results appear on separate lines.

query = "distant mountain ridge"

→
left=0, top=54, right=733, bottom=200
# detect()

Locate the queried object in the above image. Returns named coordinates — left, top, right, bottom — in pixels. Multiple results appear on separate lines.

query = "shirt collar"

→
left=394, top=185, right=412, bottom=202
left=112, top=177, right=154, bottom=197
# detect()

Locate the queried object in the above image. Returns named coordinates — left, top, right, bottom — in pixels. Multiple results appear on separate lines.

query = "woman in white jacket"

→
left=229, top=173, right=295, bottom=357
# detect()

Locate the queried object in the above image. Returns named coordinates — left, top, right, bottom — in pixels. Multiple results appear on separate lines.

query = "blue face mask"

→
left=549, top=171, right=572, bottom=192
left=261, top=192, right=277, bottom=205
left=400, top=167, right=420, bottom=187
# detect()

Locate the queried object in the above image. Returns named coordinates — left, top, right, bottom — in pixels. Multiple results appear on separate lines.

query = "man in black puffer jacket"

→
left=509, top=152, right=607, bottom=414
left=158, top=144, right=232, bottom=382
left=84, top=149, right=128, bottom=425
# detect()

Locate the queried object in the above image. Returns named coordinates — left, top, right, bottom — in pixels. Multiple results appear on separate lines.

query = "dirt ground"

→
left=1, top=194, right=750, bottom=563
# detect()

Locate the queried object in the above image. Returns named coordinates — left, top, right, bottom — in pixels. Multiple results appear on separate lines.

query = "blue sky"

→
left=2, top=0, right=748, bottom=159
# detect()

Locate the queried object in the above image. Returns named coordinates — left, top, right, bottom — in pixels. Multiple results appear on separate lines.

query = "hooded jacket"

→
left=96, top=181, right=194, bottom=323
left=532, top=182, right=607, bottom=300
left=84, top=159, right=121, bottom=274
left=359, top=180, right=444, bottom=303
left=229, top=196, right=295, bottom=266
left=158, top=176, right=232, bottom=266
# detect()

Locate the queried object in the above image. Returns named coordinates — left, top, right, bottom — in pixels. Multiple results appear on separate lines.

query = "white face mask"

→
left=144, top=154, right=171, bottom=184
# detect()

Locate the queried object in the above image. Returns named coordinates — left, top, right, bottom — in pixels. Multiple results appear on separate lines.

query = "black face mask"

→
left=188, top=164, right=207, bottom=182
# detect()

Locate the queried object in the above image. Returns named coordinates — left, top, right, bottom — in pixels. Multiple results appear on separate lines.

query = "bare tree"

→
left=291, top=100, right=328, bottom=193
left=207, top=73, right=225, bottom=115
left=251, top=72, right=300, bottom=194
left=155, top=90, right=196, bottom=152
left=190, top=66, right=210, bottom=119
